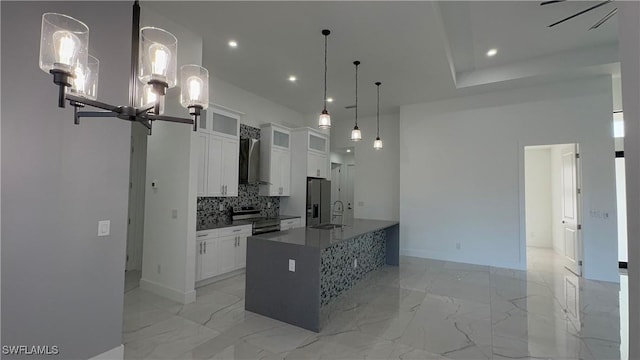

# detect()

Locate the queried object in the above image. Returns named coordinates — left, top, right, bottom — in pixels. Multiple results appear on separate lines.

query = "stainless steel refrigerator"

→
left=306, top=178, right=331, bottom=227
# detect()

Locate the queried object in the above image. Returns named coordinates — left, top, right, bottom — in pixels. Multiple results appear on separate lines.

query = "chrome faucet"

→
left=332, top=200, right=344, bottom=228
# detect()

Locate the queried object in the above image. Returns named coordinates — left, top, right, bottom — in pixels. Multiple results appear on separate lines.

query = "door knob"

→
left=562, top=220, right=566, bottom=224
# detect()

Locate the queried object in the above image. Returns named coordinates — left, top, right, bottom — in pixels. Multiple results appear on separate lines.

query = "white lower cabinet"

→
left=280, top=217, right=301, bottom=231
left=196, top=225, right=251, bottom=282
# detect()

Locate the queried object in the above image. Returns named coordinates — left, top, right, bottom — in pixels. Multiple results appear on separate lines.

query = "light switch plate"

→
left=171, top=209, right=178, bottom=219
left=288, top=259, right=296, bottom=272
left=98, top=220, right=110, bottom=237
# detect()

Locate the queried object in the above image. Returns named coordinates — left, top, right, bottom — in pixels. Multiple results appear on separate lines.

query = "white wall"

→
left=140, top=5, right=202, bottom=303
left=400, top=77, right=618, bottom=282
left=2, top=2, right=131, bottom=358
left=210, top=76, right=306, bottom=129
left=525, top=148, right=552, bottom=248
left=618, top=3, right=640, bottom=357
left=330, top=113, right=400, bottom=221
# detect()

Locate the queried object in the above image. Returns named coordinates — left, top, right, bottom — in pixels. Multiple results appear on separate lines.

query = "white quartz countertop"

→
left=249, top=219, right=399, bottom=249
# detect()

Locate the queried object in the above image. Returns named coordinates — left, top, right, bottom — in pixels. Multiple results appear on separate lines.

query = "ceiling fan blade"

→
left=540, top=0, right=567, bottom=6
left=548, top=0, right=611, bottom=28
left=589, top=7, right=617, bottom=30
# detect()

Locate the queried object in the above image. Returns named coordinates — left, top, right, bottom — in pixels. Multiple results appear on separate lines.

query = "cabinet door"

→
left=272, top=128, right=290, bottom=150
left=195, top=240, right=204, bottom=281
left=280, top=150, right=291, bottom=196
left=195, top=133, right=208, bottom=196
left=207, top=136, right=224, bottom=196
left=307, top=151, right=327, bottom=178
left=235, top=234, right=247, bottom=269
left=216, top=235, right=237, bottom=274
left=200, top=240, right=218, bottom=279
left=222, top=138, right=239, bottom=196
left=318, top=154, right=328, bottom=178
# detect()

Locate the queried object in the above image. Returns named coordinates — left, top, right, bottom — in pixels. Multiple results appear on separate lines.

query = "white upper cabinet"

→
left=260, top=124, right=292, bottom=196
left=195, top=104, right=242, bottom=197
left=198, top=106, right=240, bottom=138
left=290, top=128, right=329, bottom=179
left=308, top=132, right=328, bottom=153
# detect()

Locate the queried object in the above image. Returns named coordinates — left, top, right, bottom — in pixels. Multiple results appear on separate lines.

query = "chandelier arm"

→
left=65, top=94, right=121, bottom=113
left=148, top=114, right=194, bottom=125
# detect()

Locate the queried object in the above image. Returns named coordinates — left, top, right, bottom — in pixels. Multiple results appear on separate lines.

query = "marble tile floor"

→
left=123, top=249, right=626, bottom=359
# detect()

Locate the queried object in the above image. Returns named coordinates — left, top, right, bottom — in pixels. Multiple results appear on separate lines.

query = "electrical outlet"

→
left=219, top=204, right=225, bottom=212
left=171, top=209, right=178, bottom=219
left=358, top=201, right=365, bottom=207
left=288, top=259, right=296, bottom=272
left=157, top=264, right=161, bottom=274
left=354, top=258, right=358, bottom=268
left=456, top=242, right=461, bottom=250
left=98, top=220, right=110, bottom=237
left=267, top=202, right=272, bottom=209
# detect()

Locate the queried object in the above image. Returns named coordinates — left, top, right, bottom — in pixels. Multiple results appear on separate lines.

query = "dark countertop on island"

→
left=249, top=219, right=399, bottom=249
left=197, top=215, right=301, bottom=231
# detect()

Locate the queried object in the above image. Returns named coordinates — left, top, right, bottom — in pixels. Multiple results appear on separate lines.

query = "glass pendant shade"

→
left=137, top=83, right=165, bottom=114
left=351, top=126, right=362, bottom=141
left=39, top=13, right=89, bottom=73
left=70, top=54, right=99, bottom=100
left=319, top=111, right=331, bottom=129
left=139, top=27, right=177, bottom=88
left=373, top=137, right=383, bottom=150
left=180, top=65, right=209, bottom=110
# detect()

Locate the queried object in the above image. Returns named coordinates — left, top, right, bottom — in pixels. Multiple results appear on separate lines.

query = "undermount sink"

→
left=310, top=223, right=347, bottom=230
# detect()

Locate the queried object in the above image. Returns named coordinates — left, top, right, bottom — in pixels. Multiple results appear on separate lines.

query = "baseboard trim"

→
left=196, top=268, right=245, bottom=289
left=619, top=261, right=628, bottom=269
left=400, top=248, right=525, bottom=271
left=139, top=278, right=196, bottom=304
left=89, top=344, right=123, bottom=360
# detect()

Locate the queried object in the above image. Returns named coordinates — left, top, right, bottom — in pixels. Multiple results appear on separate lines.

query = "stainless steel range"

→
left=232, top=206, right=280, bottom=235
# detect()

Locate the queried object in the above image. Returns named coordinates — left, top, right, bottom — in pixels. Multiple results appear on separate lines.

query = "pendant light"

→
left=350, top=61, right=362, bottom=141
left=373, top=82, right=383, bottom=150
left=318, top=29, right=331, bottom=129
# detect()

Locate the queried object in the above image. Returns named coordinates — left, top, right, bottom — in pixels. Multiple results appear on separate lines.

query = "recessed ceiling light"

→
left=486, top=48, right=498, bottom=57
left=327, top=97, right=333, bottom=103
left=288, top=76, right=297, bottom=82
left=346, top=149, right=351, bottom=153
left=228, top=40, right=238, bottom=48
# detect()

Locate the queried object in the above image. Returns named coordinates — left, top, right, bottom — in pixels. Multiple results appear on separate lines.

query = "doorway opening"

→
left=524, top=143, right=583, bottom=276
left=330, top=147, right=355, bottom=224
left=124, top=123, right=148, bottom=293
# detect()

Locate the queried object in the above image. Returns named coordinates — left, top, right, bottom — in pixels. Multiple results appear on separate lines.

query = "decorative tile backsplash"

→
left=319, top=230, right=386, bottom=306
left=197, top=124, right=280, bottom=226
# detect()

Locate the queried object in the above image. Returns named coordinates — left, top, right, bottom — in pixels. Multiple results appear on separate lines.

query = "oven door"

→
left=252, top=225, right=281, bottom=235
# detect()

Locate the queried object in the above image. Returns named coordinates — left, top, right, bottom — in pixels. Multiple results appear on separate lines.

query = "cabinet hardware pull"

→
left=197, top=233, right=207, bottom=238
left=233, top=229, right=241, bottom=232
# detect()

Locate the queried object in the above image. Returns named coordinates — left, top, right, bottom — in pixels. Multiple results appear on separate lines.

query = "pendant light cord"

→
left=376, top=83, right=380, bottom=137
left=354, top=61, right=359, bottom=127
left=323, top=34, right=328, bottom=111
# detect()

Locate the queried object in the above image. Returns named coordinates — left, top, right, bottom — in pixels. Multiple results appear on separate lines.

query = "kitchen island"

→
left=245, top=219, right=399, bottom=332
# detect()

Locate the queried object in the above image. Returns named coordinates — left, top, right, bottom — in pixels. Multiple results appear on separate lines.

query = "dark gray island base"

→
left=245, top=219, right=399, bottom=332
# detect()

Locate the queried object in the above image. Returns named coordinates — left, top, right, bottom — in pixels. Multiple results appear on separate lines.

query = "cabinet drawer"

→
left=281, top=218, right=300, bottom=226
left=218, top=225, right=251, bottom=237
left=196, top=229, right=218, bottom=239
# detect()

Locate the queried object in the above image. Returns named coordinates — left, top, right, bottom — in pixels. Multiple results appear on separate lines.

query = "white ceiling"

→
left=144, top=1, right=620, bottom=120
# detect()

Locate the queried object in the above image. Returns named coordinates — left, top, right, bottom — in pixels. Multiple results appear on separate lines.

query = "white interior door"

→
left=126, top=123, right=147, bottom=271
left=331, top=164, right=341, bottom=206
left=345, top=164, right=355, bottom=222
left=561, top=144, right=582, bottom=276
